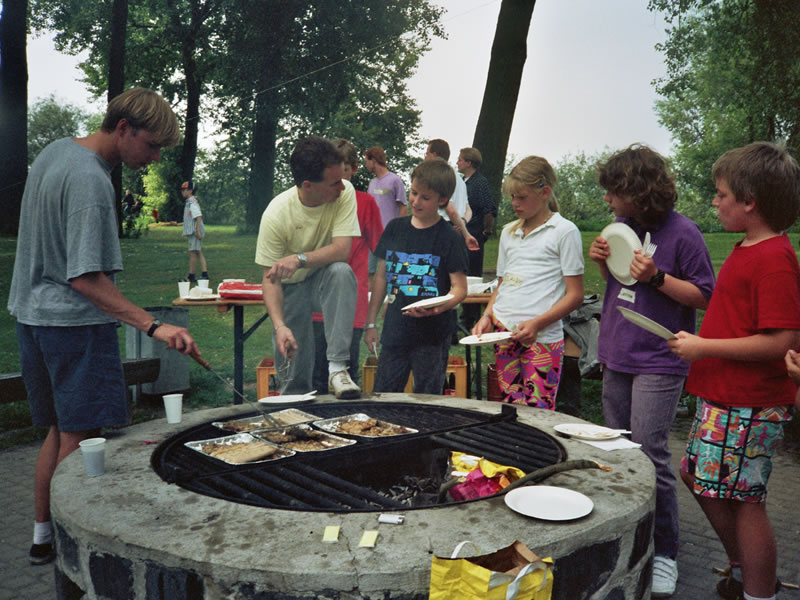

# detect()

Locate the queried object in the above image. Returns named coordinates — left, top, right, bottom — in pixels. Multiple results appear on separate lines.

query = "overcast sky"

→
left=26, top=0, right=673, bottom=165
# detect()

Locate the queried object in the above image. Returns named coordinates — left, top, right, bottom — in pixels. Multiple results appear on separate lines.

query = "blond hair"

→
left=502, top=156, right=559, bottom=234
left=101, top=87, right=180, bottom=147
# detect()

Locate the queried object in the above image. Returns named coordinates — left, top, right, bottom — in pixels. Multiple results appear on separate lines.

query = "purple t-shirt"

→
left=367, top=171, right=407, bottom=226
left=597, top=211, right=715, bottom=376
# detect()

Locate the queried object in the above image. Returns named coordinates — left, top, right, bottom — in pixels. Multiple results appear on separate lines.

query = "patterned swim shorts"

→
left=681, top=398, right=791, bottom=502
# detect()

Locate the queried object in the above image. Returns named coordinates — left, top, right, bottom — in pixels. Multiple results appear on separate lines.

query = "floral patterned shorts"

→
left=681, top=398, right=791, bottom=502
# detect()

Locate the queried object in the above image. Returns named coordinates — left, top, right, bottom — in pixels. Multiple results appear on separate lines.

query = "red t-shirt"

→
left=313, top=190, right=383, bottom=328
left=687, top=234, right=800, bottom=407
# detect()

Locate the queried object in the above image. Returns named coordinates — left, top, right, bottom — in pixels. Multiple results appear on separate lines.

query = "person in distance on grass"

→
left=589, top=144, right=715, bottom=598
left=256, top=136, right=361, bottom=399
left=365, top=159, right=468, bottom=393
left=7, top=87, right=200, bottom=567
left=472, top=156, right=584, bottom=409
left=669, top=142, right=800, bottom=600
left=181, top=180, right=209, bottom=284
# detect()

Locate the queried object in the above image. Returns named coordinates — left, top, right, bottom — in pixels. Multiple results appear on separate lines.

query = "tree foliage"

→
left=27, top=95, right=90, bottom=165
left=648, top=0, right=800, bottom=220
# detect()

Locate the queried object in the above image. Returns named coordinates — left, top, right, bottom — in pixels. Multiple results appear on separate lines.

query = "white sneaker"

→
left=328, top=370, right=360, bottom=399
left=651, top=555, right=678, bottom=597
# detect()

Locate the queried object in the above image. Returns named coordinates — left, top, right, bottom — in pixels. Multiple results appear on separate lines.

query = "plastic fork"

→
left=643, top=232, right=658, bottom=258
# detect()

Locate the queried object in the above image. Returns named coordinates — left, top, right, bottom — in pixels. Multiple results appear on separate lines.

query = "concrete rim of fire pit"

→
left=52, top=395, right=656, bottom=600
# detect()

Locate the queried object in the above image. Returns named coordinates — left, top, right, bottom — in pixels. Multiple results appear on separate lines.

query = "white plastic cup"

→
left=79, top=437, right=106, bottom=477
left=178, top=281, right=190, bottom=297
left=197, top=279, right=209, bottom=289
left=163, top=393, right=183, bottom=424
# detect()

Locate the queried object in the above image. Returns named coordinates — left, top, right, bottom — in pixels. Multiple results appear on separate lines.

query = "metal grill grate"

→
left=152, top=402, right=566, bottom=512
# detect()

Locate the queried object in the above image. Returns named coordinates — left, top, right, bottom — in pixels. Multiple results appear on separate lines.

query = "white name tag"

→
left=617, top=288, right=636, bottom=303
left=504, top=273, right=523, bottom=287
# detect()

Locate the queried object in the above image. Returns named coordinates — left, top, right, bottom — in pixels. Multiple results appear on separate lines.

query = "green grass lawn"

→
left=2, top=226, right=797, bottom=449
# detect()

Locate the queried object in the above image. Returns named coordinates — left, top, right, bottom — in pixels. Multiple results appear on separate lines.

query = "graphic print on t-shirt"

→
left=384, top=250, right=441, bottom=298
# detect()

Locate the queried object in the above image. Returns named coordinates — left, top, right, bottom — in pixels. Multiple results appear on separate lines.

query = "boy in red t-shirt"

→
left=669, top=142, right=800, bottom=600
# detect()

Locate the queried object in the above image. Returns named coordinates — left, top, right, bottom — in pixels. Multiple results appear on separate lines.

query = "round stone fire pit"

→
left=51, top=395, right=656, bottom=600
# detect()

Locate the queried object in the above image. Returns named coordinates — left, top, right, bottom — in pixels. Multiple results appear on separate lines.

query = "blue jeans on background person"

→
left=312, top=321, right=362, bottom=394
left=374, top=341, right=450, bottom=394
left=601, top=368, right=683, bottom=560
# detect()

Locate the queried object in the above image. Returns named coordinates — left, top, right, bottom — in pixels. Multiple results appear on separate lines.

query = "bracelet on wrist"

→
left=365, top=323, right=377, bottom=329
left=481, top=313, right=492, bottom=320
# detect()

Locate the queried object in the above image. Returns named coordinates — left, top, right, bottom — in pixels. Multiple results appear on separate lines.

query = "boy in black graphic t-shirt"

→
left=365, top=159, right=469, bottom=393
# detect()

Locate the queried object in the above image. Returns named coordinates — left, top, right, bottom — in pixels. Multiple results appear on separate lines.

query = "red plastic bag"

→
left=218, top=281, right=263, bottom=299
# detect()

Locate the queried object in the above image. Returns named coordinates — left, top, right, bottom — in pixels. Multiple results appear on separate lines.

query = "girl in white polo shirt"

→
left=471, top=156, right=584, bottom=408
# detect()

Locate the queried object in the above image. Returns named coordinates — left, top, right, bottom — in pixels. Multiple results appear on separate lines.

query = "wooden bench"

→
left=0, top=358, right=161, bottom=405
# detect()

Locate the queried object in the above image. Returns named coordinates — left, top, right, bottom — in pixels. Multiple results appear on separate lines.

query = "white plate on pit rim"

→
left=617, top=306, right=676, bottom=340
left=553, top=423, right=622, bottom=441
left=401, top=294, right=455, bottom=311
left=459, top=331, right=514, bottom=346
left=257, top=394, right=316, bottom=404
left=601, top=222, right=642, bottom=286
left=504, top=486, right=594, bottom=520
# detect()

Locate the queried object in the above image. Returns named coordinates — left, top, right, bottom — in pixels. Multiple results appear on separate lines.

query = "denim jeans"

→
left=602, top=367, right=683, bottom=559
left=374, top=340, right=450, bottom=394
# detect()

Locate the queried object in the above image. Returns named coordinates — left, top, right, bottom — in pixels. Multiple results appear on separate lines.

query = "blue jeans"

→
left=602, top=367, right=683, bottom=559
left=374, top=340, right=450, bottom=394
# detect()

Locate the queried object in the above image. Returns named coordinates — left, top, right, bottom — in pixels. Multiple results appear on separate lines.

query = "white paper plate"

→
left=553, top=423, right=621, bottom=441
left=617, top=306, right=676, bottom=340
left=504, top=486, right=594, bottom=520
left=601, top=222, right=642, bottom=286
left=401, top=294, right=455, bottom=311
left=468, top=283, right=492, bottom=294
left=257, top=394, right=316, bottom=404
left=459, top=331, right=514, bottom=345
left=182, top=294, right=220, bottom=301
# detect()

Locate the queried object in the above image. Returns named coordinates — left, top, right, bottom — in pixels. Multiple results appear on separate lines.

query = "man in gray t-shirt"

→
left=8, top=88, right=200, bottom=567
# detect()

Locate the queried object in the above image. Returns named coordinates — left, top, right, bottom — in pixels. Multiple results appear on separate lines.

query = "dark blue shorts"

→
left=16, top=322, right=129, bottom=432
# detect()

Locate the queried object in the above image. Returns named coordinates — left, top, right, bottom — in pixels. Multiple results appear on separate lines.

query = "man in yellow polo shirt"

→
left=256, top=136, right=361, bottom=398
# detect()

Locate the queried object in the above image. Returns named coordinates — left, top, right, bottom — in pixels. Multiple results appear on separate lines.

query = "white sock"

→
left=743, top=593, right=775, bottom=600
left=328, top=362, right=347, bottom=374
left=33, top=521, right=53, bottom=545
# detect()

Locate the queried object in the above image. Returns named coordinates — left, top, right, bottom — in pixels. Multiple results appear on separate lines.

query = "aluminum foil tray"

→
left=185, top=433, right=295, bottom=465
left=213, top=408, right=320, bottom=433
left=251, top=424, right=356, bottom=452
left=313, top=413, right=418, bottom=437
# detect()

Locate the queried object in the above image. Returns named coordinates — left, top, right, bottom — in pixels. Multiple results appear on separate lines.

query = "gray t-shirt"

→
left=8, top=137, right=123, bottom=326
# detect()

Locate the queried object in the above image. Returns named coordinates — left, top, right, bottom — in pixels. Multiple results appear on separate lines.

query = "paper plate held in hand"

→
left=504, top=486, right=593, bottom=520
left=617, top=306, right=676, bottom=340
left=600, top=222, right=642, bottom=286
left=459, top=331, right=514, bottom=345
left=401, top=294, right=454, bottom=311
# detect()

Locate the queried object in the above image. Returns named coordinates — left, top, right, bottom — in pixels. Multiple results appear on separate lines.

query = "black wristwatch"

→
left=296, top=253, right=308, bottom=268
left=147, top=319, right=163, bottom=337
left=648, top=269, right=666, bottom=288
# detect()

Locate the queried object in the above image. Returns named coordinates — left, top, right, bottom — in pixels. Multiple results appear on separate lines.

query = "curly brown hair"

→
left=597, top=144, right=676, bottom=226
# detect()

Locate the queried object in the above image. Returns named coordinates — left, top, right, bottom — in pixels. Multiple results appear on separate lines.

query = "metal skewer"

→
left=190, top=352, right=282, bottom=429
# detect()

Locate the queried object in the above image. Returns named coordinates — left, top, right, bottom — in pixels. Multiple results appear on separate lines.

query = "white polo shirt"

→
left=491, top=212, right=584, bottom=343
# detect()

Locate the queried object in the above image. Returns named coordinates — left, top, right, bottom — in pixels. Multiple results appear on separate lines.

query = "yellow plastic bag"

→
left=429, top=540, right=553, bottom=600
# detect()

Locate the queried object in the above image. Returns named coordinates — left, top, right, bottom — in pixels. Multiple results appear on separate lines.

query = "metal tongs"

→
left=190, top=352, right=282, bottom=429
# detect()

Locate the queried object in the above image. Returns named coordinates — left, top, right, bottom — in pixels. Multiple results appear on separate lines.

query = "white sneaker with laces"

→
left=651, top=555, right=678, bottom=597
left=328, top=370, right=360, bottom=399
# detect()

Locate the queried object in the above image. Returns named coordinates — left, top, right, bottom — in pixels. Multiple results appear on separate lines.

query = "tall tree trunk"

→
left=176, top=0, right=203, bottom=184
left=246, top=91, right=278, bottom=233
left=108, top=0, right=128, bottom=236
left=0, top=0, right=29, bottom=236
left=472, top=0, right=536, bottom=211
